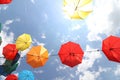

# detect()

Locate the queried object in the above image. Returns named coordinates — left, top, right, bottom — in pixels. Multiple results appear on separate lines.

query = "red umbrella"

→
left=3, top=44, right=18, bottom=60
left=102, top=35, right=120, bottom=63
left=0, top=0, right=12, bottom=4
left=58, top=41, right=84, bottom=67
left=5, top=74, right=18, bottom=80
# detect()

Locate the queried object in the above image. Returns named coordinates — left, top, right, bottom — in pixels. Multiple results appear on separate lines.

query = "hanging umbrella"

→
left=11, top=53, right=20, bottom=66
left=15, top=33, right=32, bottom=51
left=0, top=65, right=7, bottom=76
left=18, top=70, right=34, bottom=80
left=0, top=0, right=12, bottom=4
left=102, top=35, right=120, bottom=63
left=3, top=60, right=19, bottom=75
left=63, top=0, right=92, bottom=19
left=0, top=36, right=2, bottom=46
left=5, top=74, right=18, bottom=80
left=58, top=41, right=84, bottom=67
left=26, top=45, right=49, bottom=68
left=3, top=44, right=18, bottom=60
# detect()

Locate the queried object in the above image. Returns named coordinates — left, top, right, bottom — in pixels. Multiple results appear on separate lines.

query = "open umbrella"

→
left=11, top=53, right=20, bottom=66
left=3, top=44, right=18, bottom=60
left=63, top=0, right=92, bottom=19
left=0, top=65, right=7, bottom=76
left=15, top=33, right=32, bottom=51
left=0, top=0, right=12, bottom=4
left=18, top=70, right=34, bottom=80
left=58, top=41, right=84, bottom=67
left=5, top=74, right=18, bottom=80
left=26, top=45, right=49, bottom=68
left=102, top=35, right=120, bottom=63
left=3, top=60, right=19, bottom=75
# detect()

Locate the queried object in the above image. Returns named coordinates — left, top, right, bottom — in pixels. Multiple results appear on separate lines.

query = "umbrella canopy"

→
left=102, top=35, right=120, bottom=63
left=63, top=0, right=92, bottom=19
left=0, top=65, right=7, bottom=76
left=18, top=70, right=34, bottom=80
left=3, top=44, right=18, bottom=60
left=15, top=33, right=32, bottom=51
left=58, top=41, right=84, bottom=67
left=0, top=0, right=12, bottom=4
left=26, top=45, right=49, bottom=68
left=5, top=74, right=18, bottom=80
left=3, top=60, right=19, bottom=75
left=11, top=53, right=20, bottom=66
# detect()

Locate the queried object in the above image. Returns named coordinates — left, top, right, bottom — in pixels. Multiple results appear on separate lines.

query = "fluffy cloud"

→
left=79, top=66, right=110, bottom=80
left=0, top=5, right=8, bottom=11
left=76, top=45, right=102, bottom=74
left=114, top=65, right=120, bottom=76
left=31, top=0, right=35, bottom=4
left=86, top=0, right=120, bottom=41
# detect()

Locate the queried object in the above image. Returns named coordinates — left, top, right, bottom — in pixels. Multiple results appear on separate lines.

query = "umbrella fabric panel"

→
left=58, top=41, right=84, bottom=67
left=2, top=44, right=18, bottom=60
left=5, top=74, right=18, bottom=80
left=0, top=0, right=12, bottom=4
left=26, top=46, right=49, bottom=68
left=18, top=70, right=34, bottom=80
left=102, top=35, right=120, bottom=62
left=15, top=33, right=32, bottom=51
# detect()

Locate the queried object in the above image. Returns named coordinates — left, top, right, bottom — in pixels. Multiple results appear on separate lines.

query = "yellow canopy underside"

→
left=70, top=10, right=92, bottom=19
left=15, top=33, right=32, bottom=51
left=63, top=0, right=92, bottom=19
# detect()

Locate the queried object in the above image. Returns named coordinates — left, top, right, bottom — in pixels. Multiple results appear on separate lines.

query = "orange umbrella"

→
left=26, top=45, right=49, bottom=68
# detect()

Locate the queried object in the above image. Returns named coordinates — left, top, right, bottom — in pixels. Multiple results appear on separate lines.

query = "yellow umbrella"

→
left=15, top=33, right=32, bottom=51
left=63, top=0, right=92, bottom=19
left=26, top=45, right=49, bottom=68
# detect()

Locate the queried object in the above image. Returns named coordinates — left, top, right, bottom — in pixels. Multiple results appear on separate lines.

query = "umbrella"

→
left=11, top=53, right=20, bottom=66
left=5, top=74, right=18, bottom=80
left=0, top=36, right=2, bottom=45
left=3, top=44, right=18, bottom=60
left=0, top=65, right=7, bottom=76
left=58, top=41, right=84, bottom=67
left=102, top=35, right=120, bottom=63
left=0, top=0, right=12, bottom=4
left=18, top=70, right=34, bottom=80
left=26, top=45, right=49, bottom=68
left=3, top=60, right=19, bottom=75
left=63, top=0, right=92, bottom=19
left=15, top=33, right=32, bottom=51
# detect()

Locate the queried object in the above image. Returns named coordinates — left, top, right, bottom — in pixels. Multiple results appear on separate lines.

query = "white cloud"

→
left=76, top=45, right=102, bottom=74
left=79, top=67, right=109, bottom=80
left=41, top=33, right=46, bottom=39
left=87, top=32, right=102, bottom=41
left=32, top=38, right=45, bottom=46
left=31, top=0, right=35, bottom=4
left=70, top=24, right=81, bottom=31
left=0, top=5, right=8, bottom=11
left=86, top=0, right=120, bottom=41
left=53, top=77, right=65, bottom=80
left=114, top=65, right=120, bottom=76
left=34, top=70, right=44, bottom=74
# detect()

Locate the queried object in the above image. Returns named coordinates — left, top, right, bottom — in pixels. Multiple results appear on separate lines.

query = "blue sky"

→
left=0, top=0, right=120, bottom=80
